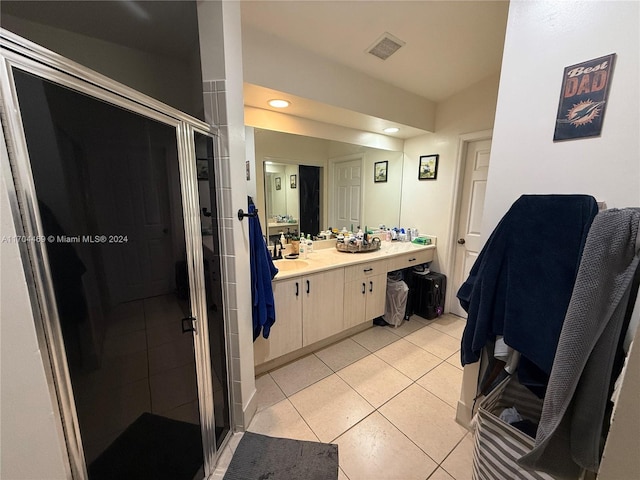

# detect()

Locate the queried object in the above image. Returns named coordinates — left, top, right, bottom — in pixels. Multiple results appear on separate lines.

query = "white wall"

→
left=402, top=73, right=500, bottom=273
left=217, top=0, right=256, bottom=428
left=477, top=1, right=640, bottom=477
left=484, top=1, right=640, bottom=233
left=1, top=137, right=68, bottom=478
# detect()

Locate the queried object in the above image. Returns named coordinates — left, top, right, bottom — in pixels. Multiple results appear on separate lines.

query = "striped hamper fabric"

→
left=472, top=376, right=555, bottom=480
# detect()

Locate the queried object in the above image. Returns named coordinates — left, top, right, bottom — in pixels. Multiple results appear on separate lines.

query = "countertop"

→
left=271, top=240, right=436, bottom=280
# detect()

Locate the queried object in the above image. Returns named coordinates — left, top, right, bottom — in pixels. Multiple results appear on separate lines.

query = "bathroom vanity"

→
left=254, top=240, right=435, bottom=372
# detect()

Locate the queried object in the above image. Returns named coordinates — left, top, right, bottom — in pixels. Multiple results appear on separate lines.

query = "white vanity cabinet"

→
left=387, top=248, right=434, bottom=272
left=254, top=243, right=436, bottom=370
left=301, top=268, right=345, bottom=346
left=343, top=260, right=388, bottom=329
left=254, top=277, right=303, bottom=365
left=254, top=268, right=345, bottom=365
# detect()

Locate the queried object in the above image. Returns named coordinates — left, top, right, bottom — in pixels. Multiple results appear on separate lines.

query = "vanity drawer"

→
left=387, top=248, right=434, bottom=272
left=344, top=259, right=388, bottom=283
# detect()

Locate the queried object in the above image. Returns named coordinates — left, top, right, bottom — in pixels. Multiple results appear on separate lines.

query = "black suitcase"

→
left=412, top=271, right=446, bottom=320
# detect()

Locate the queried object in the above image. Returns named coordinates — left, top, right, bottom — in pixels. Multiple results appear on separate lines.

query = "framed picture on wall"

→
left=374, top=161, right=388, bottom=183
left=418, top=154, right=439, bottom=180
left=290, top=174, right=297, bottom=189
left=275, top=176, right=281, bottom=190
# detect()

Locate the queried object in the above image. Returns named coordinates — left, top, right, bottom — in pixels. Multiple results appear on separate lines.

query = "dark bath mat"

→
left=223, top=432, right=338, bottom=480
left=88, top=412, right=203, bottom=480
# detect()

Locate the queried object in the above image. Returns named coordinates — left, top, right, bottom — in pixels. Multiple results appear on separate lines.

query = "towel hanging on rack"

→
left=248, top=196, right=278, bottom=340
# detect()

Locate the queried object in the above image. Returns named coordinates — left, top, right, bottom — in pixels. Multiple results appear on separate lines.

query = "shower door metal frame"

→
left=0, top=29, right=230, bottom=479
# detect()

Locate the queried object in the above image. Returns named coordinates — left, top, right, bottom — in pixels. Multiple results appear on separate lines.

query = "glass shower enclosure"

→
left=0, top=30, right=230, bottom=479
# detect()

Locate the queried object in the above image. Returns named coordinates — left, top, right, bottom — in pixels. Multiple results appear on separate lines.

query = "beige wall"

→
left=401, top=72, right=500, bottom=274
left=242, top=26, right=436, bottom=132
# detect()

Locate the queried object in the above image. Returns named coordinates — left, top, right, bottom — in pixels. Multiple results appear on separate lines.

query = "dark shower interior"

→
left=14, top=68, right=228, bottom=479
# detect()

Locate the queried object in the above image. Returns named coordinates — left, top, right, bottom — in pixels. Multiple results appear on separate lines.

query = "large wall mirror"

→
left=254, top=128, right=404, bottom=240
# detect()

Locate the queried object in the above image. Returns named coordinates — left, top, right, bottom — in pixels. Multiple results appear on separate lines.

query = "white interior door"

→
left=332, top=158, right=362, bottom=231
left=451, top=138, right=491, bottom=318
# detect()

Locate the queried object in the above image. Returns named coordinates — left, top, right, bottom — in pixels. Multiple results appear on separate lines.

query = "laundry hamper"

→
left=472, top=375, right=555, bottom=480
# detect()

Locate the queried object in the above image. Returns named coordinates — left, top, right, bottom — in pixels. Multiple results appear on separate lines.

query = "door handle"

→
left=182, top=316, right=196, bottom=334
left=363, top=268, right=373, bottom=273
left=306, top=280, right=310, bottom=294
left=295, top=282, right=299, bottom=297
left=458, top=238, right=466, bottom=245
left=362, top=283, right=366, bottom=294
left=369, top=281, right=373, bottom=293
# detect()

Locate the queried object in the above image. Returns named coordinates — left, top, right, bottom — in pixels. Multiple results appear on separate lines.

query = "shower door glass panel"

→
left=194, top=132, right=230, bottom=448
left=13, top=69, right=206, bottom=479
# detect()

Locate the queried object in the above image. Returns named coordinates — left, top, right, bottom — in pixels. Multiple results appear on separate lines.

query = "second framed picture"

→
left=374, top=161, right=388, bottom=183
left=290, top=174, right=297, bottom=189
left=418, top=154, right=439, bottom=180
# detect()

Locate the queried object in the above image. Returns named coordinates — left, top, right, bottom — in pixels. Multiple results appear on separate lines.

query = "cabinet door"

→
left=365, top=273, right=387, bottom=321
left=302, top=268, right=345, bottom=346
left=254, top=277, right=303, bottom=365
left=343, top=279, right=367, bottom=329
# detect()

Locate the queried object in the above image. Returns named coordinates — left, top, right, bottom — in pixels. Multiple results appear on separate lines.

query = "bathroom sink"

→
left=276, top=260, right=308, bottom=271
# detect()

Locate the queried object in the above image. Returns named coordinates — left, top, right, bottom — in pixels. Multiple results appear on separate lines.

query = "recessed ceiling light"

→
left=268, top=99, right=290, bottom=108
left=383, top=127, right=399, bottom=133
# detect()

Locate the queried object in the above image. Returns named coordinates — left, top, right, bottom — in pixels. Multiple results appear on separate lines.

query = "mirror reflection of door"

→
left=299, top=165, right=321, bottom=236
left=13, top=69, right=208, bottom=479
left=332, top=158, right=362, bottom=231
left=264, top=161, right=300, bottom=239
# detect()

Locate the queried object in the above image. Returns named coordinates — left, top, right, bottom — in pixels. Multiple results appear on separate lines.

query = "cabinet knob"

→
left=362, top=283, right=366, bottom=294
left=306, top=280, right=310, bottom=294
left=295, top=282, right=299, bottom=297
left=369, top=281, right=373, bottom=293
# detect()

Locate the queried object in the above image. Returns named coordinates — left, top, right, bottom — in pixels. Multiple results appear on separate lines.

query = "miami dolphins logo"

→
left=558, top=100, right=606, bottom=127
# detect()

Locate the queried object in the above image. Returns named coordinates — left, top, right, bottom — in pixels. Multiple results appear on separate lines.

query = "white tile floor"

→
left=212, top=313, right=474, bottom=480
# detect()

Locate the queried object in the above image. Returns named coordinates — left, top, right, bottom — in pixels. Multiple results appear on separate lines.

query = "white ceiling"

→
left=1, top=0, right=510, bottom=138
left=240, top=0, right=509, bottom=103
left=240, top=0, right=509, bottom=137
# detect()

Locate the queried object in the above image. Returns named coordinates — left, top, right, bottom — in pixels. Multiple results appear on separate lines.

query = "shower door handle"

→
left=182, top=316, right=197, bottom=334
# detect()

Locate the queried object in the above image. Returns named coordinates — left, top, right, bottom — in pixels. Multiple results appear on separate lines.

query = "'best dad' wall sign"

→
left=553, top=54, right=616, bottom=141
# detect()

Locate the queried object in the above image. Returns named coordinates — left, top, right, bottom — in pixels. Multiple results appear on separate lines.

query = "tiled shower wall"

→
left=202, top=80, right=254, bottom=432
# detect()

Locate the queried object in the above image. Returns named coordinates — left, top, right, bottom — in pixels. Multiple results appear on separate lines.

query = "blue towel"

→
left=248, top=202, right=278, bottom=340
left=457, top=194, right=598, bottom=396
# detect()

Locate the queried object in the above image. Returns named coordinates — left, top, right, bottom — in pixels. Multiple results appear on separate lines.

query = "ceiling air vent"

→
left=366, top=32, right=405, bottom=61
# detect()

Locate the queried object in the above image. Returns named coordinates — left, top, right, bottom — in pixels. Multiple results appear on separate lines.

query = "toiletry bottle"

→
left=280, top=232, right=286, bottom=246
left=306, top=234, right=313, bottom=253
left=300, top=234, right=307, bottom=258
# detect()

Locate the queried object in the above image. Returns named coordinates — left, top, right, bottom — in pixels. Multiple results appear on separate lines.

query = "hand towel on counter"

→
left=248, top=199, right=278, bottom=340
left=518, top=208, right=640, bottom=478
left=456, top=194, right=598, bottom=396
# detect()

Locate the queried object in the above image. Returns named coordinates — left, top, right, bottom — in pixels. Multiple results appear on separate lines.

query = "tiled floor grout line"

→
left=254, top=314, right=470, bottom=480
left=288, top=355, right=463, bottom=476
